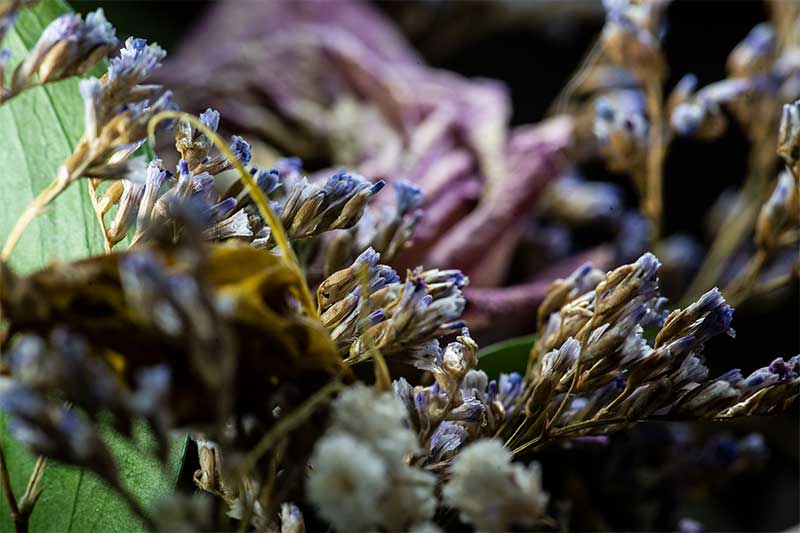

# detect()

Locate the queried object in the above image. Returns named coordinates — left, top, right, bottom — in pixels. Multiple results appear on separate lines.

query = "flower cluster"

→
left=318, top=246, right=468, bottom=363
left=444, top=439, right=549, bottom=532
left=0, top=5, right=115, bottom=103
left=500, top=253, right=797, bottom=457
left=393, top=329, right=526, bottom=464
left=0, top=2, right=797, bottom=532
left=307, top=384, right=437, bottom=532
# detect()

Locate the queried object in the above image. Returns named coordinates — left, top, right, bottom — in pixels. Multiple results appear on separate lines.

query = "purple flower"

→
left=394, top=180, right=423, bottom=216
left=229, top=135, right=251, bottom=165
left=109, top=37, right=165, bottom=82
left=430, top=421, right=468, bottom=461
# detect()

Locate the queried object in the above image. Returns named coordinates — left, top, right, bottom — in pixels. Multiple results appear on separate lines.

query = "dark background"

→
left=70, top=1, right=799, bottom=530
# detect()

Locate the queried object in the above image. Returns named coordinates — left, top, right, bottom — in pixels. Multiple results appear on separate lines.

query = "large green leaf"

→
left=0, top=2, right=186, bottom=531
left=0, top=418, right=188, bottom=533
left=0, top=0, right=106, bottom=273
left=477, top=334, right=537, bottom=379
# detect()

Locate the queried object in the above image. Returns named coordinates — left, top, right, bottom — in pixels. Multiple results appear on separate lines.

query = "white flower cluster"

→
left=443, top=439, right=549, bottom=533
left=306, top=384, right=436, bottom=532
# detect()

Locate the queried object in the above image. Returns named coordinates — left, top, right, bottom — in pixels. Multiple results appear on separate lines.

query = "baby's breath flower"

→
left=308, top=384, right=436, bottom=531
left=306, top=432, right=387, bottom=532
left=443, top=439, right=549, bottom=533
left=379, top=465, right=437, bottom=531
left=329, top=383, right=418, bottom=463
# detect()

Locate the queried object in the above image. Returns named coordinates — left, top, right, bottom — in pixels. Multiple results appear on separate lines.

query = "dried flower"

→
left=755, top=170, right=798, bottom=250
left=307, top=432, right=387, bottom=532
left=307, top=384, right=436, bottom=531
left=778, top=100, right=800, bottom=166
left=1, top=8, right=116, bottom=103
left=443, top=439, right=549, bottom=532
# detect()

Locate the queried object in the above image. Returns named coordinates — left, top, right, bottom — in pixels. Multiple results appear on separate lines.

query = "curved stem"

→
left=146, top=111, right=318, bottom=319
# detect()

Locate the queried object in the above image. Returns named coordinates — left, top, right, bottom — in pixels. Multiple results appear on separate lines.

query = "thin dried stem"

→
left=0, top=450, right=48, bottom=533
left=551, top=36, right=604, bottom=116
left=682, top=138, right=775, bottom=304
left=1, top=179, right=67, bottom=261
left=725, top=249, right=768, bottom=304
left=643, top=77, right=665, bottom=241
left=86, top=179, right=113, bottom=253
left=236, top=380, right=343, bottom=478
left=0, top=446, right=20, bottom=522
left=512, top=417, right=628, bottom=457
left=146, top=110, right=318, bottom=319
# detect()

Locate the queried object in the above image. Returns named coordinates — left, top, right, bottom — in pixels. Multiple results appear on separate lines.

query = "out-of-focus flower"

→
left=443, top=438, right=549, bottom=532
left=307, top=432, right=388, bottom=532
left=307, top=384, right=436, bottom=532
left=755, top=170, right=798, bottom=250
left=1, top=7, right=116, bottom=103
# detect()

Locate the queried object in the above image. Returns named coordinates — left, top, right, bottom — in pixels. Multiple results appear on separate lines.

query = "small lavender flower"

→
left=193, top=134, right=252, bottom=176
left=348, top=179, right=424, bottom=265
left=727, top=22, right=777, bottom=78
left=2, top=8, right=116, bottom=102
left=279, top=503, right=304, bottom=533
left=497, top=372, right=525, bottom=413
left=594, top=89, right=649, bottom=172
left=755, top=170, right=796, bottom=250
left=133, top=159, right=173, bottom=242
left=348, top=268, right=467, bottom=363
left=175, top=107, right=220, bottom=168
left=670, top=79, right=750, bottom=139
left=528, top=338, right=581, bottom=414
left=108, top=36, right=165, bottom=86
left=672, top=379, right=741, bottom=418
left=540, top=173, right=624, bottom=227
left=429, top=421, right=468, bottom=462
left=778, top=100, right=800, bottom=166
left=107, top=179, right=145, bottom=244
left=278, top=170, right=384, bottom=242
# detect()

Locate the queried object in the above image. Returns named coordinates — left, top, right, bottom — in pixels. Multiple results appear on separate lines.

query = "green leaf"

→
left=0, top=0, right=107, bottom=273
left=0, top=1, right=187, bottom=530
left=477, top=334, right=537, bottom=379
left=0, top=417, right=188, bottom=533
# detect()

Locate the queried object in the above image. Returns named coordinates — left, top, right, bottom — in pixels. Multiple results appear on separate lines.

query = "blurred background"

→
left=71, top=1, right=799, bottom=531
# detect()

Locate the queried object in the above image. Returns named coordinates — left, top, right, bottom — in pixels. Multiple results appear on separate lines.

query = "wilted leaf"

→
left=1, top=241, right=350, bottom=424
